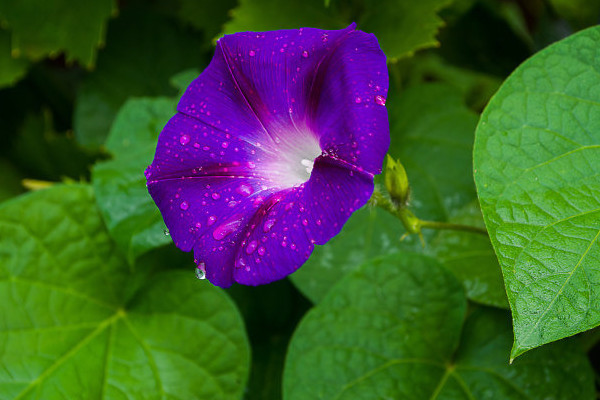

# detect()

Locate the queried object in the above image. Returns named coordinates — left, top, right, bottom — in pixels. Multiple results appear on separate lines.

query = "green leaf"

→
left=222, top=0, right=345, bottom=35
left=74, top=7, right=204, bottom=147
left=222, top=0, right=451, bottom=60
left=355, top=0, right=451, bottom=60
left=474, top=26, right=600, bottom=359
left=284, top=253, right=595, bottom=399
left=93, top=97, right=176, bottom=264
left=0, top=0, right=115, bottom=67
left=0, top=185, right=250, bottom=399
left=0, top=158, right=24, bottom=202
left=429, top=201, right=508, bottom=308
left=0, top=28, right=28, bottom=88
left=292, top=84, right=500, bottom=303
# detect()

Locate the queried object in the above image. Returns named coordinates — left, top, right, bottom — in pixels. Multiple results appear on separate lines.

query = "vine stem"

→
left=368, top=188, right=488, bottom=239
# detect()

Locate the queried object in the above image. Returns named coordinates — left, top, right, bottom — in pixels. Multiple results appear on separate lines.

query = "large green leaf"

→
left=284, top=253, right=594, bottom=399
left=222, top=0, right=451, bottom=60
left=474, top=26, right=600, bottom=358
left=74, top=7, right=204, bottom=147
left=92, top=97, right=176, bottom=264
left=0, top=185, right=250, bottom=399
left=0, top=0, right=115, bottom=67
left=292, top=84, right=507, bottom=306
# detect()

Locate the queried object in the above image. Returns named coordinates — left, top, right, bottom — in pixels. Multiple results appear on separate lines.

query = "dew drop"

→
left=258, top=246, right=266, bottom=256
left=222, top=141, right=229, bottom=148
left=355, top=97, right=362, bottom=104
left=212, top=193, right=221, bottom=200
left=248, top=161, right=256, bottom=169
left=195, top=262, right=206, bottom=280
left=263, top=219, right=276, bottom=232
left=302, top=50, right=309, bottom=58
left=302, top=219, right=308, bottom=226
left=180, top=135, right=190, bottom=145
left=245, top=240, right=258, bottom=255
left=212, top=215, right=243, bottom=240
left=236, top=183, right=254, bottom=197
left=249, top=50, right=256, bottom=57
left=375, top=95, right=386, bottom=106
left=180, top=201, right=189, bottom=210
left=163, top=229, right=170, bottom=236
left=228, top=201, right=237, bottom=207
left=236, top=257, right=247, bottom=268
left=207, top=215, right=217, bottom=226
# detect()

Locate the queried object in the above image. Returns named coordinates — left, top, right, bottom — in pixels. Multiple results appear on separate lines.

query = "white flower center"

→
left=266, top=132, right=322, bottom=188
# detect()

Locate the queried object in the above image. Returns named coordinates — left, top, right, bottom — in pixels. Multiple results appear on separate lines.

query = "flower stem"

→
left=419, top=219, right=488, bottom=235
left=369, top=188, right=488, bottom=238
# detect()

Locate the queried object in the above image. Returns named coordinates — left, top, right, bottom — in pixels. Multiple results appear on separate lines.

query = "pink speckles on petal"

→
left=375, top=95, right=386, bottom=106
left=180, top=201, right=189, bottom=210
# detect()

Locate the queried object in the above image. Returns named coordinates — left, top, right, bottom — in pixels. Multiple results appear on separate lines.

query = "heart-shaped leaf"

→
left=0, top=185, right=249, bottom=399
left=284, top=253, right=594, bottom=399
left=474, top=26, right=600, bottom=358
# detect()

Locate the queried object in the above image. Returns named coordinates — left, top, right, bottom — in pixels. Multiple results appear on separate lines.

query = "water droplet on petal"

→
left=302, top=219, right=308, bottom=226
left=196, top=262, right=206, bottom=280
left=212, top=193, right=221, bottom=200
left=236, top=184, right=254, bottom=197
left=302, top=50, right=309, bottom=58
left=245, top=240, right=258, bottom=255
left=258, top=246, right=266, bottom=256
left=249, top=50, right=256, bottom=57
left=212, top=215, right=243, bottom=240
left=236, top=257, right=246, bottom=268
left=248, top=161, right=256, bottom=169
left=163, top=229, right=170, bottom=236
left=375, top=95, right=386, bottom=106
left=207, top=215, right=217, bottom=226
left=180, top=135, right=190, bottom=145
left=180, top=201, right=189, bottom=210
left=263, top=219, right=276, bottom=232
left=355, top=97, right=362, bottom=104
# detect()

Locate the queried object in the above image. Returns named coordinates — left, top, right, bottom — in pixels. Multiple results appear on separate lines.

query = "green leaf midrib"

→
left=515, top=227, right=600, bottom=354
left=13, top=312, right=122, bottom=400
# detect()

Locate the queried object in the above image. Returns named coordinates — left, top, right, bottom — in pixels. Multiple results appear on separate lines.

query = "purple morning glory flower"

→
left=145, top=24, right=389, bottom=287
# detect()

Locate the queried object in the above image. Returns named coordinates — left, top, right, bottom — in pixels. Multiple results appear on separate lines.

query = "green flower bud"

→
left=384, top=155, right=410, bottom=206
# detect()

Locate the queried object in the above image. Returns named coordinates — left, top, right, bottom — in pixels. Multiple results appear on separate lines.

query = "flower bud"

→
left=384, top=155, right=410, bottom=206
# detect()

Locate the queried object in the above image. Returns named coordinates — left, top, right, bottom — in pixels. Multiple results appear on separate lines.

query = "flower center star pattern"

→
left=145, top=24, right=389, bottom=287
